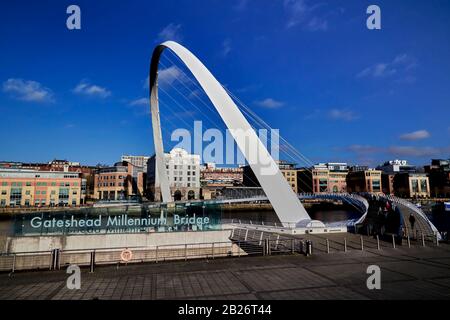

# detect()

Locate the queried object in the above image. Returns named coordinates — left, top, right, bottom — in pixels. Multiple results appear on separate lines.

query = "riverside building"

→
left=0, top=168, right=84, bottom=207
left=146, top=148, right=201, bottom=201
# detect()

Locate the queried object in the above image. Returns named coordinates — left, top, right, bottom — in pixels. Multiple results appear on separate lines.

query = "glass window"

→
left=411, top=180, right=419, bottom=193
left=420, top=179, right=428, bottom=193
left=26, top=182, right=31, bottom=186
left=1, top=182, right=7, bottom=186
left=372, top=179, right=381, bottom=192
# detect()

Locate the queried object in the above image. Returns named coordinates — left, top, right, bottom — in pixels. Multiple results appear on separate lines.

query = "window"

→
left=372, top=179, right=381, bottom=192
left=0, top=199, right=5, bottom=206
left=36, top=191, right=41, bottom=195
left=9, top=188, right=22, bottom=204
left=1, top=182, right=7, bottom=186
left=51, top=182, right=56, bottom=186
left=420, top=179, right=428, bottom=193
left=1, top=190, right=6, bottom=195
left=411, top=180, right=419, bottom=193
left=25, top=190, right=30, bottom=195
left=26, top=182, right=31, bottom=186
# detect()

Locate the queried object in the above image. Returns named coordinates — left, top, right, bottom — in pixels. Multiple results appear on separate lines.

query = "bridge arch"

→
left=149, top=41, right=315, bottom=227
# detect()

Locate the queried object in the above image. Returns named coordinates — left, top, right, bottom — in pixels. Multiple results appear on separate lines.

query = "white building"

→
left=121, top=155, right=150, bottom=172
left=146, top=148, right=200, bottom=201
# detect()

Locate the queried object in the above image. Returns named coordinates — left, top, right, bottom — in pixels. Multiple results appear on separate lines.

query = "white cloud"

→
left=142, top=65, right=188, bottom=90
left=328, top=108, right=359, bottom=121
left=158, top=23, right=182, bottom=42
left=283, top=0, right=328, bottom=31
left=73, top=81, right=111, bottom=98
left=159, top=65, right=187, bottom=85
left=387, top=146, right=447, bottom=157
left=254, top=98, right=284, bottom=109
left=129, top=98, right=148, bottom=106
left=357, top=54, right=417, bottom=80
left=399, top=129, right=430, bottom=141
left=2, top=78, right=54, bottom=103
left=222, top=39, right=232, bottom=57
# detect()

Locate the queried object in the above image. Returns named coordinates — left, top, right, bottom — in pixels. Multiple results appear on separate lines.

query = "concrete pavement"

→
left=1, top=242, right=450, bottom=300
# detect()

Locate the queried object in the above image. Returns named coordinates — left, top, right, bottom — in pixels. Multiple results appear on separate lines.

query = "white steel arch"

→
left=149, top=41, right=313, bottom=226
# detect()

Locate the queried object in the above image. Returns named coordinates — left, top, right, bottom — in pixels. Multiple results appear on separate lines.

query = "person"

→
left=409, top=213, right=416, bottom=231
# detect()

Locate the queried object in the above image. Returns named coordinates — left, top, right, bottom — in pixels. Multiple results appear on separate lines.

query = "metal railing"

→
left=1, top=237, right=308, bottom=273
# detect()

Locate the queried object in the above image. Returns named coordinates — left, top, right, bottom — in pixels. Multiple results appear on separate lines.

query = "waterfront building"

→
left=377, top=159, right=417, bottom=195
left=121, top=155, right=150, bottom=173
left=346, top=168, right=382, bottom=194
left=377, top=159, right=416, bottom=173
left=0, top=168, right=84, bottom=207
left=0, top=159, right=96, bottom=200
left=200, top=163, right=243, bottom=186
left=424, top=159, right=450, bottom=198
left=243, top=160, right=298, bottom=193
left=297, top=163, right=348, bottom=194
left=93, top=161, right=145, bottom=201
left=146, top=148, right=200, bottom=201
left=200, top=163, right=243, bottom=200
left=393, top=172, right=430, bottom=198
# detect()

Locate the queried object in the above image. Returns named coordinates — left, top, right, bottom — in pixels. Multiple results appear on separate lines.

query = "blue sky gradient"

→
left=1, top=0, right=449, bottom=167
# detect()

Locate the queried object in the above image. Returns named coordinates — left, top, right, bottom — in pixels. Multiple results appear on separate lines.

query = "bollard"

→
left=90, top=251, right=95, bottom=273
left=185, top=244, right=188, bottom=261
left=392, top=234, right=396, bottom=249
left=156, top=246, right=159, bottom=263
left=376, top=235, right=380, bottom=250
left=11, top=254, right=16, bottom=274
left=407, top=235, right=411, bottom=248
left=244, top=229, right=249, bottom=241
left=212, top=243, right=215, bottom=259
left=291, top=239, right=295, bottom=254
left=326, top=239, right=330, bottom=254
left=275, top=235, right=280, bottom=250
left=422, top=232, right=426, bottom=247
left=360, top=236, right=364, bottom=251
left=436, top=233, right=439, bottom=247
left=307, top=240, right=313, bottom=256
left=230, top=228, right=235, bottom=239
left=344, top=238, right=347, bottom=253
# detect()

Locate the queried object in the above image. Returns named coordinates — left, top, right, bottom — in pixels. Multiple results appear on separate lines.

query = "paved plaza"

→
left=1, top=241, right=450, bottom=300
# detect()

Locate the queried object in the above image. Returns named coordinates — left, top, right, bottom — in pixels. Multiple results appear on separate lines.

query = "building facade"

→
left=393, top=172, right=430, bottom=198
left=377, top=159, right=417, bottom=196
left=243, top=160, right=298, bottom=193
left=425, top=159, right=450, bottom=198
left=297, top=163, right=348, bottom=193
left=121, top=155, right=150, bottom=173
left=0, top=168, right=84, bottom=207
left=93, top=161, right=145, bottom=201
left=200, top=163, right=243, bottom=186
left=346, top=168, right=382, bottom=194
left=0, top=159, right=96, bottom=200
left=146, top=148, right=200, bottom=201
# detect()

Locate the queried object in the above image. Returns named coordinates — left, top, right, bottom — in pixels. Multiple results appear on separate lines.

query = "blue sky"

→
left=1, top=0, right=449, bottom=167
